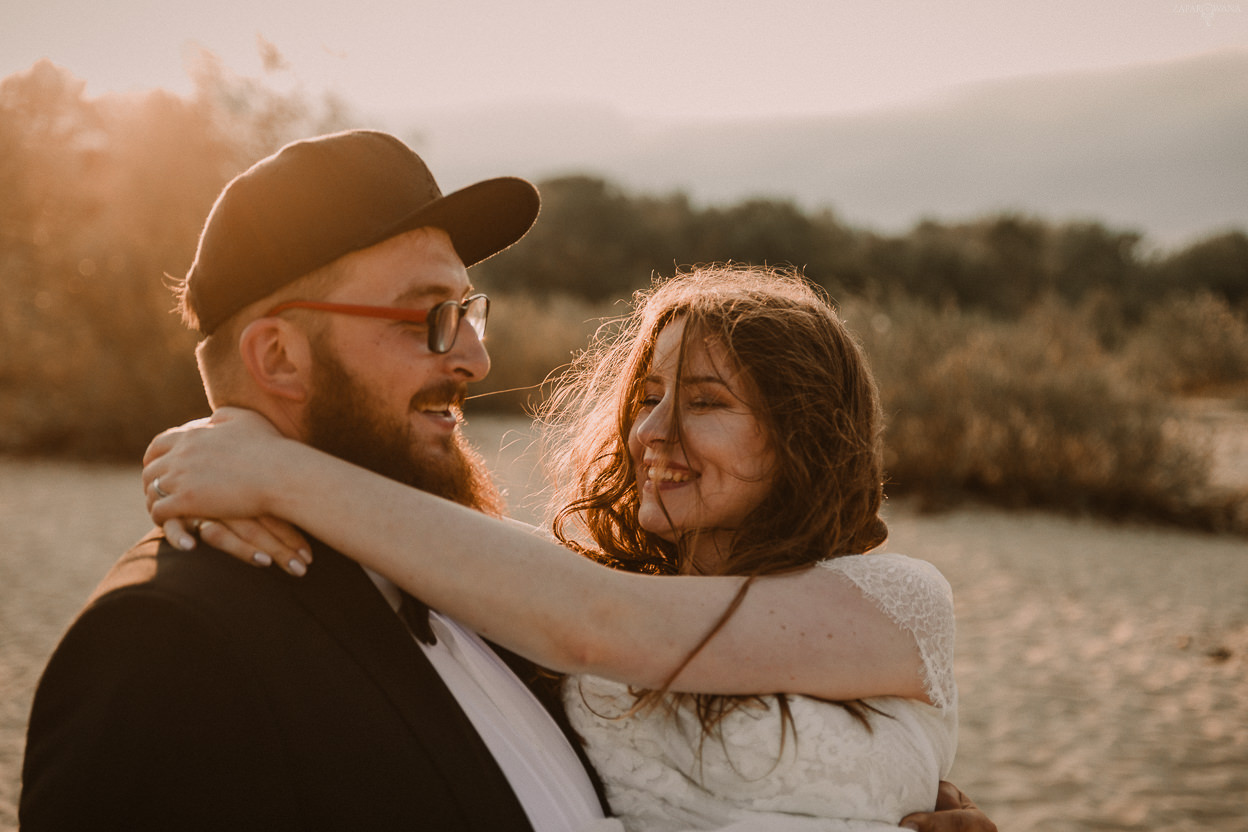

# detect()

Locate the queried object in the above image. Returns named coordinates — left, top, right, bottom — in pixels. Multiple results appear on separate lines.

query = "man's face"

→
left=301, top=227, right=501, bottom=512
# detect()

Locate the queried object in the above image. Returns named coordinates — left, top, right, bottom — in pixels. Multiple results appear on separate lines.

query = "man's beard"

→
left=303, top=341, right=503, bottom=516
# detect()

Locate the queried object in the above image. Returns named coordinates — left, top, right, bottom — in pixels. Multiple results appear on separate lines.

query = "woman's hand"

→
left=142, top=408, right=313, bottom=574
left=194, top=515, right=312, bottom=576
left=143, top=407, right=284, bottom=520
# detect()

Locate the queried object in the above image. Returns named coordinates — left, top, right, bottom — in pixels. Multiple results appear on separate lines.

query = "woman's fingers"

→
left=195, top=520, right=275, bottom=568
left=163, top=518, right=198, bottom=552
left=197, top=517, right=309, bottom=577
left=145, top=470, right=181, bottom=524
left=257, top=516, right=313, bottom=565
left=142, top=431, right=175, bottom=468
left=152, top=498, right=312, bottom=577
left=142, top=417, right=211, bottom=467
left=145, top=470, right=169, bottom=518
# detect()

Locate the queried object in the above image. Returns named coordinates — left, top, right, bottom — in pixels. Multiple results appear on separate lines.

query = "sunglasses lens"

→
left=465, top=296, right=489, bottom=339
left=427, top=296, right=489, bottom=354
left=429, top=302, right=458, bottom=354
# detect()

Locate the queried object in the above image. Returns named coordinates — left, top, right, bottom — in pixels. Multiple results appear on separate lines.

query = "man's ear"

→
left=237, top=317, right=313, bottom=403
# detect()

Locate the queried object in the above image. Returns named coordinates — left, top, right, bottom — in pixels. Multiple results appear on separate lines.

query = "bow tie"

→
left=398, top=591, right=437, bottom=645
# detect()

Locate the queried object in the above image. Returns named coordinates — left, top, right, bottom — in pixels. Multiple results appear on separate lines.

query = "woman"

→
left=145, top=267, right=959, bottom=831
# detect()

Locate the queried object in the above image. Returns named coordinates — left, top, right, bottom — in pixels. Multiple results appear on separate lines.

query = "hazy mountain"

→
left=395, top=48, right=1248, bottom=250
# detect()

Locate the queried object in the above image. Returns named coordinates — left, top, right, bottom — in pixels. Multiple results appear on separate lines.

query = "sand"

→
left=1, top=415, right=1245, bottom=830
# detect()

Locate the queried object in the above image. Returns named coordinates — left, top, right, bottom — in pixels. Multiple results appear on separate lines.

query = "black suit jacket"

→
left=21, top=530, right=585, bottom=831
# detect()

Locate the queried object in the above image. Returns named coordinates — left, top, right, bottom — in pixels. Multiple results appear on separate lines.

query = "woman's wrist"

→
left=261, top=437, right=338, bottom=526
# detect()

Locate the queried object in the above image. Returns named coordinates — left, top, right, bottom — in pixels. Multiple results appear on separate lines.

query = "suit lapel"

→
left=288, top=540, right=535, bottom=832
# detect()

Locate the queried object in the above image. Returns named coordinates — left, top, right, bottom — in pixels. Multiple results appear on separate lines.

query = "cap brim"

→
left=378, top=176, right=540, bottom=268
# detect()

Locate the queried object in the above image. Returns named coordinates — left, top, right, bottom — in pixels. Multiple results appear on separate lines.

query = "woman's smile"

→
left=641, top=459, right=696, bottom=486
left=628, top=319, right=775, bottom=561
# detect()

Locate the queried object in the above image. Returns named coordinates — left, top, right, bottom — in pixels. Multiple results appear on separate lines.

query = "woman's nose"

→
left=634, top=399, right=674, bottom=445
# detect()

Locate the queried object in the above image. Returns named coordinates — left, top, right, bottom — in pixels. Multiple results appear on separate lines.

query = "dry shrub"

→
left=1119, top=292, right=1248, bottom=394
left=467, top=291, right=618, bottom=413
left=0, top=59, right=350, bottom=458
left=844, top=295, right=1237, bottom=529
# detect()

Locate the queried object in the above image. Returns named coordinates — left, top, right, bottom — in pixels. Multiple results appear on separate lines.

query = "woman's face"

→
left=627, top=319, right=775, bottom=569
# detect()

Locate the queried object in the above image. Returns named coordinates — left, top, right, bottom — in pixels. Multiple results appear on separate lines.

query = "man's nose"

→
left=444, top=317, right=490, bottom=381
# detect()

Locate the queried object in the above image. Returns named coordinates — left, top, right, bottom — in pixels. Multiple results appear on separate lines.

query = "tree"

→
left=0, top=54, right=353, bottom=456
left=1050, top=221, right=1142, bottom=303
left=478, top=175, right=679, bottom=300
left=1148, top=231, right=1248, bottom=307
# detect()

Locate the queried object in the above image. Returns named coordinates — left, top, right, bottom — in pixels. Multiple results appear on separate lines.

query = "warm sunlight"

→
left=7, top=0, right=1246, bottom=118
left=5, top=0, right=1245, bottom=244
left=3, top=3, right=1247, bottom=831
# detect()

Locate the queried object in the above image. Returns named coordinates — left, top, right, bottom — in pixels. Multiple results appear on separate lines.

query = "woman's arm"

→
left=145, top=410, right=931, bottom=702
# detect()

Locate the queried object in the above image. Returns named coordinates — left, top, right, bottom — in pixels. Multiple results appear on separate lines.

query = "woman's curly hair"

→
left=537, top=264, right=890, bottom=741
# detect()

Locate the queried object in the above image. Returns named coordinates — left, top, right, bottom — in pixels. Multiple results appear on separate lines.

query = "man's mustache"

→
left=409, top=381, right=469, bottom=413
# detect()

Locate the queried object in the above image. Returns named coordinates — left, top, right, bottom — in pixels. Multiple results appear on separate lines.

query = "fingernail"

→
left=288, top=559, right=307, bottom=577
left=177, top=535, right=196, bottom=551
left=298, top=548, right=313, bottom=563
left=252, top=551, right=272, bottom=567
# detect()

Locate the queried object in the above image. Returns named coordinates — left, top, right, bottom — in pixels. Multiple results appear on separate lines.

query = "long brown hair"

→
left=539, top=265, right=889, bottom=741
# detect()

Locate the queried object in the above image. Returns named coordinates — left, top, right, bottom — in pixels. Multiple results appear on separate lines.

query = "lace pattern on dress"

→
left=815, top=553, right=956, bottom=712
left=564, top=552, right=959, bottom=830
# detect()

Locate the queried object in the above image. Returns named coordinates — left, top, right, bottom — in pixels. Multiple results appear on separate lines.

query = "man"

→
left=21, top=130, right=993, bottom=831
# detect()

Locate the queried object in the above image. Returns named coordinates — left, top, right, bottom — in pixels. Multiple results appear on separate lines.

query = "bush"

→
left=1, top=60, right=1243, bottom=532
left=845, top=295, right=1242, bottom=530
left=0, top=58, right=349, bottom=458
left=466, top=291, right=617, bottom=414
left=1119, top=293, right=1248, bottom=394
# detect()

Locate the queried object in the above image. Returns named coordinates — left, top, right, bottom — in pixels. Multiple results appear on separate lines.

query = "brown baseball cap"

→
left=182, top=129, right=540, bottom=335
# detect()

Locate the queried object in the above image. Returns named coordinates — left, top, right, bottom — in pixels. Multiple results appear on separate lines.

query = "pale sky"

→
left=5, top=0, right=1247, bottom=121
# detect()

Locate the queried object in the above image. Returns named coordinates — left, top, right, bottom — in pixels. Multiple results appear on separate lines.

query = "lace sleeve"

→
left=816, top=553, right=957, bottom=711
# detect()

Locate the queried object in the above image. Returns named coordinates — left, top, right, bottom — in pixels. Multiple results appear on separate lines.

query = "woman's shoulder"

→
left=815, top=552, right=957, bottom=711
left=814, top=552, right=951, bottom=594
left=811, top=553, right=954, bottom=631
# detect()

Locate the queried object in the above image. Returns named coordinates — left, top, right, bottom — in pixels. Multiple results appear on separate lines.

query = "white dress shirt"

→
left=367, top=571, right=605, bottom=832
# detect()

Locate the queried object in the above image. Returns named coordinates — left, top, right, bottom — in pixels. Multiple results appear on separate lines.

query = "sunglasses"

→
left=266, top=294, right=489, bottom=354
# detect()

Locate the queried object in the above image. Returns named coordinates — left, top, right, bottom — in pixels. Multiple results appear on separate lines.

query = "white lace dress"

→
left=564, top=553, right=958, bottom=832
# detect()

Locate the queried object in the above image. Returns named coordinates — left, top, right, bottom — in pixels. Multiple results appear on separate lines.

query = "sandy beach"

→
left=2, top=415, right=1245, bottom=830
